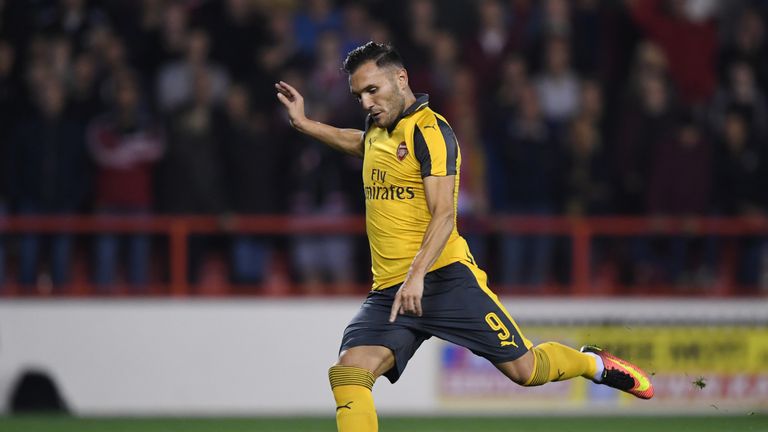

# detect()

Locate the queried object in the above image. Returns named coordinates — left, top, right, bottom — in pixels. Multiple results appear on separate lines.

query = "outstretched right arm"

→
left=275, top=81, right=364, bottom=158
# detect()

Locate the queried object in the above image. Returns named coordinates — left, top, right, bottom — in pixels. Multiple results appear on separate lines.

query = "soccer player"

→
left=275, top=42, right=653, bottom=432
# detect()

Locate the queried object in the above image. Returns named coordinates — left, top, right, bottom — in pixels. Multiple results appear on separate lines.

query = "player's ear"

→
left=396, top=67, right=408, bottom=91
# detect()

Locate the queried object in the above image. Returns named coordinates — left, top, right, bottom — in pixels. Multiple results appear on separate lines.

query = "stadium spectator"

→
left=38, top=0, right=107, bottom=51
left=87, top=70, right=164, bottom=289
left=505, top=0, right=537, bottom=51
left=100, top=0, right=165, bottom=89
left=293, top=0, right=343, bottom=56
left=202, top=0, right=266, bottom=82
left=628, top=0, right=718, bottom=106
left=304, top=29, right=364, bottom=209
left=578, top=78, right=604, bottom=129
left=713, top=110, right=768, bottom=285
left=646, top=112, right=714, bottom=284
left=463, top=0, right=515, bottom=97
left=410, top=30, right=460, bottom=114
left=561, top=113, right=613, bottom=284
left=157, top=2, right=190, bottom=60
left=97, top=30, right=131, bottom=79
left=493, top=53, right=530, bottom=114
left=594, top=1, right=645, bottom=132
left=525, top=0, right=605, bottom=77
left=647, top=115, right=713, bottom=216
left=339, top=3, right=372, bottom=56
left=576, top=76, right=610, bottom=155
left=710, top=61, right=768, bottom=141
left=534, top=35, right=579, bottom=125
left=534, top=0, right=572, bottom=39
left=713, top=110, right=766, bottom=214
left=614, top=68, right=679, bottom=284
left=718, top=7, right=768, bottom=92
left=285, top=72, right=356, bottom=295
left=157, top=28, right=229, bottom=113
left=396, top=0, right=438, bottom=72
left=562, top=114, right=611, bottom=217
left=9, top=76, right=90, bottom=287
left=306, top=30, right=356, bottom=122
left=486, top=54, right=530, bottom=210
left=569, top=0, right=604, bottom=76
left=0, top=39, right=16, bottom=119
left=446, top=67, right=489, bottom=267
left=68, top=51, right=102, bottom=122
left=156, top=68, right=226, bottom=284
left=47, top=34, right=73, bottom=83
left=524, top=0, right=570, bottom=72
left=218, top=84, right=284, bottom=285
left=497, top=84, right=560, bottom=288
left=367, top=19, right=392, bottom=46
left=251, top=7, right=304, bottom=113
left=614, top=70, right=675, bottom=215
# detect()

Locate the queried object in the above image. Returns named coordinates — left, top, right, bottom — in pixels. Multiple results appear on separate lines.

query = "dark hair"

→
left=342, top=41, right=404, bottom=74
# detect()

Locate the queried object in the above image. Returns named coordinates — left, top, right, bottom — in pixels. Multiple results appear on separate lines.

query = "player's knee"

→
left=336, top=346, right=395, bottom=378
left=496, top=350, right=535, bottom=385
left=509, top=365, right=533, bottom=386
left=336, top=350, right=370, bottom=370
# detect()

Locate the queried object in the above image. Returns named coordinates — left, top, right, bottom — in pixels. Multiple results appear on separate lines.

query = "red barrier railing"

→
left=1, top=215, right=767, bottom=297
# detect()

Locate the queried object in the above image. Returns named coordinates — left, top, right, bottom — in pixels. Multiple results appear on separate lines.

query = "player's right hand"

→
left=275, top=81, right=307, bottom=129
left=389, top=275, right=424, bottom=322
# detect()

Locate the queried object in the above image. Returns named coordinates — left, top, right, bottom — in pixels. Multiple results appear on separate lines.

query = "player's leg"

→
left=428, top=262, right=599, bottom=384
left=426, top=261, right=654, bottom=399
left=494, top=332, right=655, bottom=399
left=329, top=346, right=394, bottom=432
left=489, top=314, right=654, bottom=398
left=332, top=288, right=429, bottom=432
left=494, top=341, right=600, bottom=385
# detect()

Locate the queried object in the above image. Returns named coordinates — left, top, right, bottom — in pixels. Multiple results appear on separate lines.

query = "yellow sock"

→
left=329, top=365, right=377, bottom=432
left=524, top=342, right=598, bottom=386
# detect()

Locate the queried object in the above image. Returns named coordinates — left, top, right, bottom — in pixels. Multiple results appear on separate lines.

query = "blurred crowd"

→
left=0, top=0, right=767, bottom=293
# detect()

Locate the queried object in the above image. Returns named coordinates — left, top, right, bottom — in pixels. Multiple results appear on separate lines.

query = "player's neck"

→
left=402, top=89, right=417, bottom=112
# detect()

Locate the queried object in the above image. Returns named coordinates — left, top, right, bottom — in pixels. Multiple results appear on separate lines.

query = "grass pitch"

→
left=1, top=415, right=766, bottom=432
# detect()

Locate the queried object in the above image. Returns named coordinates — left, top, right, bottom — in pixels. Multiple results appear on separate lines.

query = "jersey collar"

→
left=388, top=93, right=429, bottom=133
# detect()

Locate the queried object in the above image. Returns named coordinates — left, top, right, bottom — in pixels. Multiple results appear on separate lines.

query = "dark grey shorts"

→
left=339, top=261, right=531, bottom=383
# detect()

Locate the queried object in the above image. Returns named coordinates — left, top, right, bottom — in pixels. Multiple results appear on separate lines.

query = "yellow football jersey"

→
left=362, top=94, right=476, bottom=290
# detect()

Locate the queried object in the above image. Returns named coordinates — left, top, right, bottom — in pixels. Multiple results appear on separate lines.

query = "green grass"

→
left=1, top=415, right=766, bottom=432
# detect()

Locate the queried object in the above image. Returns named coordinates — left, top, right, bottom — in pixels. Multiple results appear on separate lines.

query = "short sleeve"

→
left=414, top=116, right=458, bottom=178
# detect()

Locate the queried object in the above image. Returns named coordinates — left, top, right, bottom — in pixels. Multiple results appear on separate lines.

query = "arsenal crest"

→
left=396, top=142, right=408, bottom=161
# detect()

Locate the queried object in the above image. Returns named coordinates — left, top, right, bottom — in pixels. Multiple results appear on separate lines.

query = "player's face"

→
left=349, top=61, right=407, bottom=128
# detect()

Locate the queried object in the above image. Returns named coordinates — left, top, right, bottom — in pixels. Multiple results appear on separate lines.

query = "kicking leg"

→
left=329, top=345, right=394, bottom=432
left=496, top=342, right=654, bottom=399
left=495, top=342, right=600, bottom=385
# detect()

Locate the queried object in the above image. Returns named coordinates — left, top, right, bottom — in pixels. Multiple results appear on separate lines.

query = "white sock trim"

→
left=586, top=352, right=604, bottom=382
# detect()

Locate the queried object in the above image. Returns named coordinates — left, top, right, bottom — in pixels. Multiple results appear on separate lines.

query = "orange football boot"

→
left=580, top=345, right=654, bottom=399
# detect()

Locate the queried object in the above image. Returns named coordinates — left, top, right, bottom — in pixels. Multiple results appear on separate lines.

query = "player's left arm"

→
left=389, top=174, right=456, bottom=322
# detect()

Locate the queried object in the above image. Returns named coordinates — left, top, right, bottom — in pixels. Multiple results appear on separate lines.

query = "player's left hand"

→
left=389, top=275, right=424, bottom=322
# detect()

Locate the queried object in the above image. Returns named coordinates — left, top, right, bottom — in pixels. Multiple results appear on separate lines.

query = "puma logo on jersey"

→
left=500, top=336, right=518, bottom=347
left=423, top=124, right=438, bottom=131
